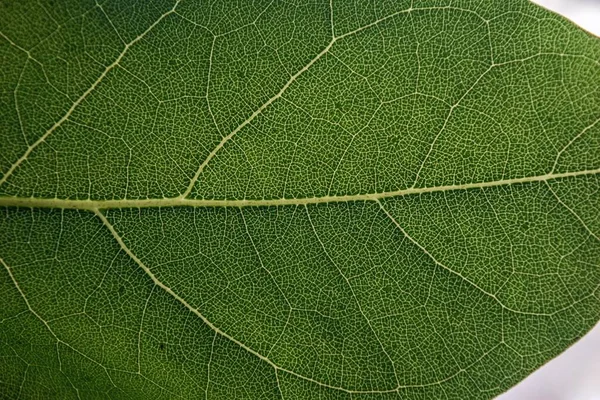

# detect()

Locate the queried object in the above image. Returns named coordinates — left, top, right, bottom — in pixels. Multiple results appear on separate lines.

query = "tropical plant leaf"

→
left=1, top=0, right=599, bottom=398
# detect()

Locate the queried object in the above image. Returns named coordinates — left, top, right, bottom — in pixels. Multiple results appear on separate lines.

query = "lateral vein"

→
left=180, top=38, right=336, bottom=198
left=93, top=209, right=395, bottom=394
left=0, top=0, right=181, bottom=188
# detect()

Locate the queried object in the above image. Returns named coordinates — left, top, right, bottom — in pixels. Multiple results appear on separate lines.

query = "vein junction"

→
left=0, top=167, right=597, bottom=210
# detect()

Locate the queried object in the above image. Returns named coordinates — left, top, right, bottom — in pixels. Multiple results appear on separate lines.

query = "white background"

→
left=498, top=1, right=600, bottom=399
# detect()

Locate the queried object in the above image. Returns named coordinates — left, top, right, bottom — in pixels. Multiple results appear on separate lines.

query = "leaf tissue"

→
left=1, top=0, right=599, bottom=398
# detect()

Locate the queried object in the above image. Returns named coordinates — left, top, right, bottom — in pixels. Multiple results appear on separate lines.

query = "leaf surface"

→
left=1, top=0, right=599, bottom=398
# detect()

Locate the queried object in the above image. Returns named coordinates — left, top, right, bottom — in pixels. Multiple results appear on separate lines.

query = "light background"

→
left=498, top=1, right=600, bottom=399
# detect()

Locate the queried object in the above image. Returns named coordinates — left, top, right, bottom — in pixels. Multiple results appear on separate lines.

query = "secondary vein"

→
left=0, top=0, right=181, bottom=188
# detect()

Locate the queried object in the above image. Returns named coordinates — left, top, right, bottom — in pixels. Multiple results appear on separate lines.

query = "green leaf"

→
left=1, top=0, right=599, bottom=398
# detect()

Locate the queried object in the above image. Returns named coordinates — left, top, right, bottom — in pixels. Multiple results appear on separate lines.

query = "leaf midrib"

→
left=0, top=167, right=597, bottom=210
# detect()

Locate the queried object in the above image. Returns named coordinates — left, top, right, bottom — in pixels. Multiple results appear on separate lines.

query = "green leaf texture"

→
left=1, top=0, right=599, bottom=398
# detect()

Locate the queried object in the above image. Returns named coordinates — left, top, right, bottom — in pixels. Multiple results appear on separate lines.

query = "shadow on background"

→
left=531, top=0, right=600, bottom=36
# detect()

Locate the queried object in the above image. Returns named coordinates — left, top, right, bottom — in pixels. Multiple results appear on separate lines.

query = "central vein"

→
left=0, top=167, right=597, bottom=210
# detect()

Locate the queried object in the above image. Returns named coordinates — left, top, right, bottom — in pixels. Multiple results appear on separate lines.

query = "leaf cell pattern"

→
left=1, top=0, right=599, bottom=399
